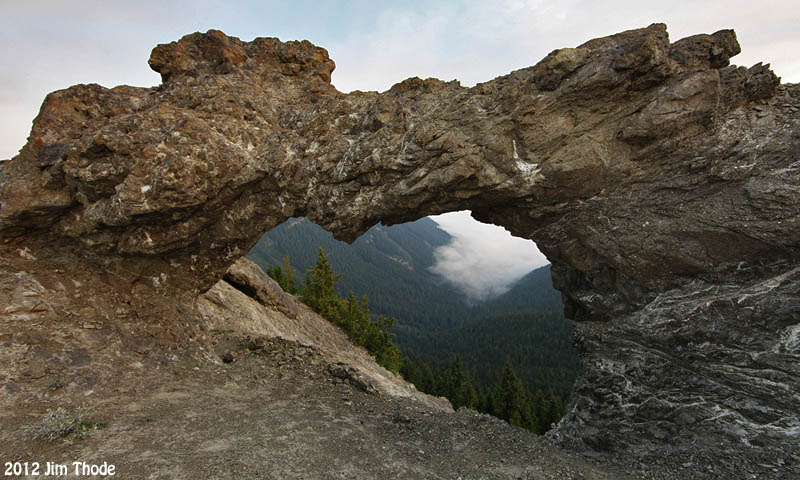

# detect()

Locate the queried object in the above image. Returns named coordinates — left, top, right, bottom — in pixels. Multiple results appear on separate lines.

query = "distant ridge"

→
left=247, top=218, right=577, bottom=398
left=247, top=217, right=475, bottom=332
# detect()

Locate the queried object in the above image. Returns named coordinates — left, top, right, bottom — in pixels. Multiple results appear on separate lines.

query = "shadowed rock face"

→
left=1, top=24, right=798, bottom=471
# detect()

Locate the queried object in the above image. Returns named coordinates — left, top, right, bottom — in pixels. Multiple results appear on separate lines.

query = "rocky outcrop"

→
left=1, top=24, right=798, bottom=476
left=200, top=258, right=450, bottom=409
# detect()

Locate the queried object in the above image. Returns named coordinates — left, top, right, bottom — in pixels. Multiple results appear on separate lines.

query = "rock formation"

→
left=1, top=24, right=798, bottom=474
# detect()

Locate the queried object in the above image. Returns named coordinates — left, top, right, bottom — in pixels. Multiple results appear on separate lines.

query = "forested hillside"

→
left=402, top=308, right=579, bottom=401
left=248, top=217, right=474, bottom=331
left=248, top=217, right=579, bottom=408
left=477, top=266, right=563, bottom=315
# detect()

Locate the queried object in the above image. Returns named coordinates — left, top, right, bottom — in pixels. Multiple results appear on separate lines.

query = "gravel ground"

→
left=2, top=337, right=658, bottom=480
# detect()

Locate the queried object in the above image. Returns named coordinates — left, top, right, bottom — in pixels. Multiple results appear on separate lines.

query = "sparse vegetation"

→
left=267, top=248, right=403, bottom=374
left=24, top=405, right=102, bottom=444
left=210, top=329, right=235, bottom=335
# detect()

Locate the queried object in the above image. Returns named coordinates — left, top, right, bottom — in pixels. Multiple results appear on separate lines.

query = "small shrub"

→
left=24, top=405, right=102, bottom=444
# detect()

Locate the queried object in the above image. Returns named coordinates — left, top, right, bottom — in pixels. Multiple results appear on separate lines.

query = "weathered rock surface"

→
left=1, top=24, right=798, bottom=477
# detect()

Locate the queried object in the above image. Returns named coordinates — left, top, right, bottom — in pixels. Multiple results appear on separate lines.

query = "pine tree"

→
left=532, top=389, right=549, bottom=434
left=400, top=357, right=437, bottom=393
left=266, top=264, right=286, bottom=290
left=440, top=354, right=478, bottom=410
left=282, top=254, right=296, bottom=294
left=303, top=247, right=342, bottom=316
left=496, top=358, right=539, bottom=432
left=534, top=389, right=564, bottom=433
left=368, top=315, right=403, bottom=374
left=299, top=247, right=402, bottom=374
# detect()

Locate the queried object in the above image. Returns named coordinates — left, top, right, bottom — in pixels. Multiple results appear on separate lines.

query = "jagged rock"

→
left=222, top=255, right=302, bottom=319
left=1, top=24, right=798, bottom=475
left=328, top=362, right=378, bottom=395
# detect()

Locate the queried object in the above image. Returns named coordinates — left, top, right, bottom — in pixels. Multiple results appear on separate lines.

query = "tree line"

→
left=267, top=248, right=402, bottom=373
left=266, top=248, right=570, bottom=434
left=401, top=354, right=565, bottom=434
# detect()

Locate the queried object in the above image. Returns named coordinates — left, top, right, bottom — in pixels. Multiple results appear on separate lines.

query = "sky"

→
left=2, top=1, right=798, bottom=160
left=1, top=0, right=798, bottom=298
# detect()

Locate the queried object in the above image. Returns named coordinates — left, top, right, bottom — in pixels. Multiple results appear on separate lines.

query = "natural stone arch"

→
left=1, top=24, right=798, bottom=468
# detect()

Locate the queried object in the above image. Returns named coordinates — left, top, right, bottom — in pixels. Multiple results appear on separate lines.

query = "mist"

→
left=429, top=211, right=549, bottom=302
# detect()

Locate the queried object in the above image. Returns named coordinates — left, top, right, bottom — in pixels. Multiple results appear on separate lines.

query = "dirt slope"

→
left=1, top=253, right=659, bottom=479
left=3, top=338, right=647, bottom=480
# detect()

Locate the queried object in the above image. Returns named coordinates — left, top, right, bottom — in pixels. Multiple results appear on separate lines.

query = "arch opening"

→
left=247, top=211, right=579, bottom=433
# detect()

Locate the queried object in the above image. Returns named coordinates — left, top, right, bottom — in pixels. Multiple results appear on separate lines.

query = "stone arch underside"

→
left=1, top=24, right=798, bottom=466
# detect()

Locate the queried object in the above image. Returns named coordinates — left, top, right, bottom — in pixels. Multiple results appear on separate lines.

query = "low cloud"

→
left=429, top=211, right=549, bottom=302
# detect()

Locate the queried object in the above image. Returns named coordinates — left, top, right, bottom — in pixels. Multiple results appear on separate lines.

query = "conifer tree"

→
left=440, top=354, right=478, bottom=409
left=368, top=314, right=402, bottom=373
left=533, top=389, right=564, bottom=433
left=495, top=358, right=539, bottom=432
left=400, top=357, right=437, bottom=393
left=299, top=247, right=402, bottom=374
left=303, top=247, right=342, bottom=316
left=266, top=264, right=287, bottom=291
left=282, top=254, right=296, bottom=294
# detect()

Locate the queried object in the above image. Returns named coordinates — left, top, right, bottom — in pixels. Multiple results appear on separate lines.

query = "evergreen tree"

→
left=266, top=264, right=287, bottom=291
left=439, top=354, right=479, bottom=410
left=303, top=248, right=342, bottom=317
left=367, top=315, right=403, bottom=374
left=299, top=247, right=402, bottom=374
left=257, top=238, right=574, bottom=431
left=494, top=358, right=539, bottom=432
left=400, top=357, right=437, bottom=393
left=531, top=389, right=564, bottom=433
left=334, top=293, right=371, bottom=343
left=249, top=218, right=579, bottom=406
left=282, top=254, right=296, bottom=294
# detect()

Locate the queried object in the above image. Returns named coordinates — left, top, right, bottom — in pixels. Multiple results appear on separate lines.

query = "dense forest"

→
left=250, top=217, right=580, bottom=432
left=401, top=308, right=578, bottom=402
left=401, top=355, right=566, bottom=434
left=248, top=217, right=474, bottom=330
left=395, top=266, right=578, bottom=401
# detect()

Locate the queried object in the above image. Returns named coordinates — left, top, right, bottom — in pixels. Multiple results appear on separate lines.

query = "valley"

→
left=247, top=216, right=581, bottom=426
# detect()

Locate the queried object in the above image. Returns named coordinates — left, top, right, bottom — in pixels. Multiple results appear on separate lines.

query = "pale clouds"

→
left=2, top=0, right=798, bottom=159
left=329, top=0, right=800, bottom=93
left=429, top=211, right=549, bottom=301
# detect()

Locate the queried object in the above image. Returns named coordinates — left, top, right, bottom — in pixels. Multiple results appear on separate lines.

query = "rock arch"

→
left=1, top=24, right=798, bottom=467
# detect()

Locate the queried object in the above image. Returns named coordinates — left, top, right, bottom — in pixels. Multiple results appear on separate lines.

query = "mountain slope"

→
left=476, top=264, right=563, bottom=315
left=247, top=217, right=475, bottom=331
left=248, top=219, right=580, bottom=400
left=0, top=252, right=647, bottom=480
left=397, top=265, right=579, bottom=398
left=404, top=308, right=580, bottom=400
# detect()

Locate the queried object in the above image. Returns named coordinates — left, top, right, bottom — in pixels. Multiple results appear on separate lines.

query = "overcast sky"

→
left=2, top=1, right=797, bottom=299
left=2, top=1, right=798, bottom=160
